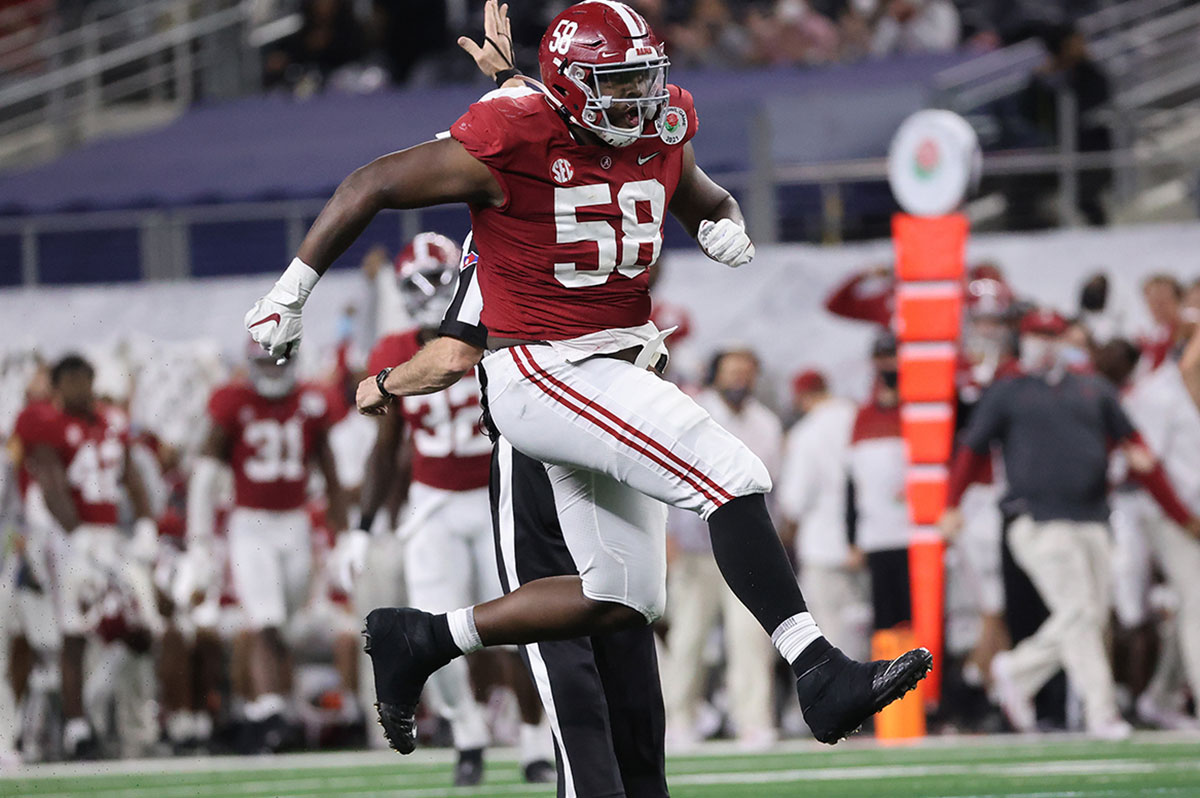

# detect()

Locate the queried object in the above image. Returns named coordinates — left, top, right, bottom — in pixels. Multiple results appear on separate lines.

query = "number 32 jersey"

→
left=207, top=383, right=332, bottom=511
left=368, top=328, right=492, bottom=492
left=450, top=84, right=698, bottom=341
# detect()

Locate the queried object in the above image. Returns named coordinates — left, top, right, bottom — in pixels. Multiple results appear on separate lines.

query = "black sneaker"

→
left=362, top=608, right=454, bottom=755
left=796, top=646, right=933, bottom=744
left=454, top=748, right=484, bottom=786
left=523, top=758, right=556, bottom=784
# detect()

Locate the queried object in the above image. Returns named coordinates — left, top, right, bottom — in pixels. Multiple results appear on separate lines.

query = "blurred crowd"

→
left=1, top=239, right=1198, bottom=770
left=252, top=0, right=1106, bottom=93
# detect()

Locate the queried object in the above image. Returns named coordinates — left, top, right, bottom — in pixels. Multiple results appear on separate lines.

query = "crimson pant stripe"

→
left=520, top=347, right=735, bottom=503
left=510, top=346, right=730, bottom=507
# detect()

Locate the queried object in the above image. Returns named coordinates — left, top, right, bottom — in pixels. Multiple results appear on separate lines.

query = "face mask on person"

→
left=1059, top=345, right=1090, bottom=370
left=720, top=386, right=751, bottom=409
left=1020, top=336, right=1058, bottom=374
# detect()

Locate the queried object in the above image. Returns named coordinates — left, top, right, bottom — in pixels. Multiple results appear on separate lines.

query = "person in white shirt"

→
left=663, top=348, right=785, bottom=750
left=1126, top=289, right=1200, bottom=725
left=777, top=370, right=870, bottom=662
left=847, top=333, right=911, bottom=631
left=870, top=0, right=960, bottom=57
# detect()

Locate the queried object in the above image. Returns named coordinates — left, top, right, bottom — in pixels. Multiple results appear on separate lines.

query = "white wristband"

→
left=273, top=257, right=320, bottom=306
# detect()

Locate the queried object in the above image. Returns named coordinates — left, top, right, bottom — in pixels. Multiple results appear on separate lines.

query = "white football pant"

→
left=482, top=345, right=771, bottom=622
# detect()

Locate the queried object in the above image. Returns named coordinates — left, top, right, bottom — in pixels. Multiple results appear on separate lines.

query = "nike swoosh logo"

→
left=249, top=313, right=281, bottom=329
left=637, top=152, right=661, bottom=165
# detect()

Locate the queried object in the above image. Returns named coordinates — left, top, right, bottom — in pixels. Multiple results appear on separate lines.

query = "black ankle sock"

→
left=429, top=613, right=462, bottom=662
left=707, top=493, right=809, bottom=634
left=790, top=637, right=836, bottom=681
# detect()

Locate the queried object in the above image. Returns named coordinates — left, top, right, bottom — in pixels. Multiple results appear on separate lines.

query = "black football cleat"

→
left=523, top=759, right=557, bottom=784
left=454, top=748, right=484, bottom=786
left=363, top=607, right=454, bottom=755
left=796, top=646, right=933, bottom=744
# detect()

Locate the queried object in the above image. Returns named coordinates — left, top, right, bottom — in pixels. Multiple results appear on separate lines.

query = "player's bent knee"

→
left=581, top=596, right=653, bottom=631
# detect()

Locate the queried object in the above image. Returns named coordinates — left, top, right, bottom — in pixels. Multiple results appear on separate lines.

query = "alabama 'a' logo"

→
left=551, top=158, right=574, bottom=184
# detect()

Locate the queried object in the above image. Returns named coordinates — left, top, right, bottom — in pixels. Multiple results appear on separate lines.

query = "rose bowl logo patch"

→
left=913, top=137, right=941, bottom=180
left=658, top=106, right=687, bottom=145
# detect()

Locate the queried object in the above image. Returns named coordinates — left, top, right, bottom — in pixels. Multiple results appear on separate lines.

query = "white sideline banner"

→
left=0, top=222, right=1197, bottom=407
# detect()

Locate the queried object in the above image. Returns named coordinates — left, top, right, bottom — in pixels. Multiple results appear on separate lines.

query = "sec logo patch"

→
left=551, top=158, right=574, bottom=184
left=658, top=106, right=687, bottom=145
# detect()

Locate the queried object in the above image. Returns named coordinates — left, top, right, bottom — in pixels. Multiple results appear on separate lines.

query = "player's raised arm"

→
left=245, top=140, right=502, bottom=360
left=669, top=142, right=756, bottom=268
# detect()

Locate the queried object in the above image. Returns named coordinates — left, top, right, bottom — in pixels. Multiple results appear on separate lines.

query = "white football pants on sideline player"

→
left=1146, top=514, right=1200, bottom=718
left=351, top=530, right=406, bottom=750
left=401, top=483, right=499, bottom=753
left=1005, top=517, right=1120, bottom=728
left=482, top=345, right=771, bottom=623
left=226, top=508, right=312, bottom=630
left=0, top=555, right=19, bottom=759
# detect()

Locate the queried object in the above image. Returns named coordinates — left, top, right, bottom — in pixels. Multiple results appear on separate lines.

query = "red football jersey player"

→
left=11, top=354, right=158, bottom=757
left=247, top=0, right=931, bottom=771
left=187, top=344, right=346, bottom=750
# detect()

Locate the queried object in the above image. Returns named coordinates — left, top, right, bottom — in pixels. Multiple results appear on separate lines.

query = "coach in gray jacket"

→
left=939, top=309, right=1200, bottom=739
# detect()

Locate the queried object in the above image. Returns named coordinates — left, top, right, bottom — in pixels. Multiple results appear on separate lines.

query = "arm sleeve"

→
left=438, top=233, right=488, bottom=348
left=206, top=388, right=238, bottom=432
left=947, top=446, right=991, bottom=508
left=776, top=431, right=817, bottom=521
left=1100, top=383, right=1137, bottom=442
left=1132, top=461, right=1193, bottom=526
left=666, top=84, right=699, bottom=145
left=450, top=97, right=536, bottom=211
left=962, top=380, right=1009, bottom=454
left=825, top=272, right=892, bottom=325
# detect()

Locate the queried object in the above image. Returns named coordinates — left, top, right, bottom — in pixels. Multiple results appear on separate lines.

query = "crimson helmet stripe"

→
left=587, top=0, right=646, bottom=37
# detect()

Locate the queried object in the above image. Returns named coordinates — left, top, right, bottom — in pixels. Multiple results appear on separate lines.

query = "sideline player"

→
left=335, top=233, right=554, bottom=785
left=13, top=354, right=159, bottom=758
left=246, top=0, right=931, bottom=765
left=187, top=344, right=347, bottom=751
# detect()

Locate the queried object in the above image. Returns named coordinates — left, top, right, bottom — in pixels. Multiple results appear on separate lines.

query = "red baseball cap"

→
left=792, top=369, right=827, bottom=396
left=1019, top=308, right=1070, bottom=336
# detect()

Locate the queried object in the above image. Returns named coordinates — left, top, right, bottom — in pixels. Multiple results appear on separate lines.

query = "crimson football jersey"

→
left=207, top=382, right=332, bottom=511
left=14, top=401, right=129, bottom=525
left=450, top=84, right=698, bottom=340
left=368, top=328, right=491, bottom=491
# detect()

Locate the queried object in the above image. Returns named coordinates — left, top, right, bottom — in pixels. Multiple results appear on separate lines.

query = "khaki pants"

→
left=663, top=552, right=775, bottom=741
left=1147, top=516, right=1200, bottom=717
left=1007, top=516, right=1118, bottom=726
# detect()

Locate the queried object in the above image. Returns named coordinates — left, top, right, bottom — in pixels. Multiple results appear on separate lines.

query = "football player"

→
left=12, top=354, right=158, bottom=758
left=334, top=233, right=553, bottom=785
left=187, top=343, right=347, bottom=752
left=246, top=0, right=930, bottom=782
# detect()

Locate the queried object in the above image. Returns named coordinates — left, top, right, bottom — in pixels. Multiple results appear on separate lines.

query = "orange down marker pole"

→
left=893, top=212, right=967, bottom=710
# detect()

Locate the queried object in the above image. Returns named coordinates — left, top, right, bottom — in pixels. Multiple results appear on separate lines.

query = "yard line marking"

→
left=11, top=755, right=1200, bottom=798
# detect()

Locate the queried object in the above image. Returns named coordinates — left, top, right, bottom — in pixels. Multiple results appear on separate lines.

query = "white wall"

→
left=1, top=221, right=1197, bottom=412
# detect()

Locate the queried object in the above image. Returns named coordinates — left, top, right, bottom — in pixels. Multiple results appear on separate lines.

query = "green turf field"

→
left=3, top=733, right=1199, bottom=798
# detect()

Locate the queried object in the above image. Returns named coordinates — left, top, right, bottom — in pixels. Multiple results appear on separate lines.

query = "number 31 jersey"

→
left=450, top=84, right=698, bottom=341
left=368, top=328, right=492, bottom=492
left=207, top=383, right=332, bottom=511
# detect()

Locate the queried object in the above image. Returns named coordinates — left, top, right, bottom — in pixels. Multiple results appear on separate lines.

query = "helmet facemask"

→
left=568, top=55, right=669, bottom=148
left=399, top=264, right=458, bottom=328
left=249, top=355, right=297, bottom=400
